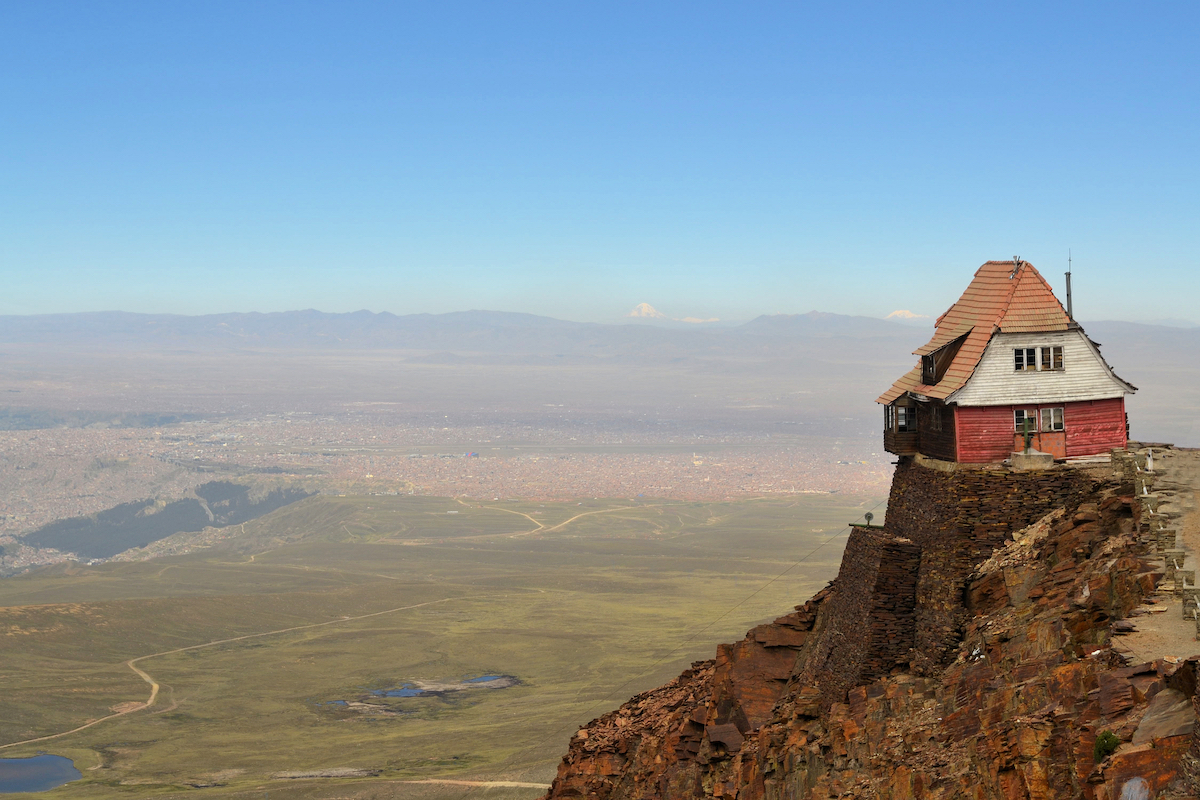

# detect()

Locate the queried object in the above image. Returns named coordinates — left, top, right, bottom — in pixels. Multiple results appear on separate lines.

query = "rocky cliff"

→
left=544, top=454, right=1200, bottom=800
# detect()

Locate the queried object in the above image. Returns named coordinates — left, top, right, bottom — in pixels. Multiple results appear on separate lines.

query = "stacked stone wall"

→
left=798, top=458, right=1097, bottom=704
left=796, top=528, right=881, bottom=703
left=886, top=458, right=1096, bottom=669
left=862, top=536, right=921, bottom=680
left=796, top=528, right=920, bottom=705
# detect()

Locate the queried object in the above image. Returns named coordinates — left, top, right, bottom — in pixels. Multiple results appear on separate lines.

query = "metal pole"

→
left=1065, top=251, right=1074, bottom=320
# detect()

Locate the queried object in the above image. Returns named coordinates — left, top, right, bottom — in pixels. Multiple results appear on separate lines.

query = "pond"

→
left=323, top=675, right=519, bottom=710
left=369, top=675, right=516, bottom=698
left=0, top=755, right=81, bottom=794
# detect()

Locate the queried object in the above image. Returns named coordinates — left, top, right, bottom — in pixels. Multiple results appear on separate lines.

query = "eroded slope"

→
left=547, top=465, right=1199, bottom=800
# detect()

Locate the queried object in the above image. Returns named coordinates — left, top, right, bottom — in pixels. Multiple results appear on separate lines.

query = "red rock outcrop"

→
left=545, top=460, right=1199, bottom=800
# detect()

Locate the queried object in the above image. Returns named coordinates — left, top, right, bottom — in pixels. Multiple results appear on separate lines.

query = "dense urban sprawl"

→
left=0, top=414, right=890, bottom=572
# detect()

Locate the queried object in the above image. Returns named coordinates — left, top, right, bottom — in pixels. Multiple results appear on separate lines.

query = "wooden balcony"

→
left=884, top=429, right=919, bottom=455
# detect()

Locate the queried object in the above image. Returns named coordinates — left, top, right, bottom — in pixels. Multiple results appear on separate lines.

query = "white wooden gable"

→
left=947, top=328, right=1135, bottom=407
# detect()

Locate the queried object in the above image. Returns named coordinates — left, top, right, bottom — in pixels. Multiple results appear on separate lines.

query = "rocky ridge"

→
left=545, top=453, right=1200, bottom=799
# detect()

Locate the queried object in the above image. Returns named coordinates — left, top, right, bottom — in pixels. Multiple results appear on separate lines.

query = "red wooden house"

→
left=878, top=260, right=1135, bottom=463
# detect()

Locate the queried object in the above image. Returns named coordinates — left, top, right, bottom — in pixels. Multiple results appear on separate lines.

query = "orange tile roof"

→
left=877, top=260, right=1071, bottom=404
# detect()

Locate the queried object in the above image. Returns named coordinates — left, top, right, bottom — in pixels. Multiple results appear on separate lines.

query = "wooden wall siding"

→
left=954, top=405, right=1016, bottom=463
left=954, top=399, right=1127, bottom=462
left=949, top=329, right=1129, bottom=407
left=883, top=428, right=918, bottom=455
left=916, top=402, right=957, bottom=461
left=1065, top=397, right=1127, bottom=457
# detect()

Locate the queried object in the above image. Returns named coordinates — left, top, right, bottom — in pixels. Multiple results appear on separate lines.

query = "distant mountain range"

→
left=0, top=310, right=1194, bottom=445
left=0, top=309, right=924, bottom=353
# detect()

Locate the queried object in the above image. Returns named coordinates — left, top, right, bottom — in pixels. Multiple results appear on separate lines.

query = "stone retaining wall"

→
left=796, top=528, right=920, bottom=703
left=799, top=457, right=1098, bottom=704
left=888, top=458, right=1097, bottom=669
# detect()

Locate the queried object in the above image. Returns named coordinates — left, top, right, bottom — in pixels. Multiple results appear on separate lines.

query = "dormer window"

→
left=919, top=333, right=968, bottom=386
left=1014, top=346, right=1064, bottom=372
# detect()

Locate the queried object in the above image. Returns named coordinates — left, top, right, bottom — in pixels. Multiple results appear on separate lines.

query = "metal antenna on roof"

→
left=1065, top=249, right=1074, bottom=320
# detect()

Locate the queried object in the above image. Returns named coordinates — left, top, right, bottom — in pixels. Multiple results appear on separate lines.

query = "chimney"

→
left=1065, top=250, right=1074, bottom=321
left=1065, top=270, right=1074, bottom=320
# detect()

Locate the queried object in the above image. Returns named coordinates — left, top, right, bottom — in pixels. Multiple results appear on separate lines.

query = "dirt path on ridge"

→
left=412, top=498, right=689, bottom=541
left=1113, top=448, right=1200, bottom=664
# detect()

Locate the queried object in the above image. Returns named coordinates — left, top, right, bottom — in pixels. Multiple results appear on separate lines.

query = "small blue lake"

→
left=375, top=685, right=425, bottom=698
left=0, top=755, right=81, bottom=794
left=324, top=675, right=518, bottom=708
left=368, top=675, right=512, bottom=698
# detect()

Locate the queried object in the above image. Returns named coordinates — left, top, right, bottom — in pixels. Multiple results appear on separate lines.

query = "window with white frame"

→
left=1040, top=407, right=1064, bottom=432
left=1014, top=409, right=1037, bottom=431
left=1041, top=346, right=1064, bottom=370
left=1014, top=346, right=1064, bottom=371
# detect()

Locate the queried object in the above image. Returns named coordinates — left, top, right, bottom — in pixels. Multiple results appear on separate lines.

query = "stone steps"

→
left=1125, top=447, right=1200, bottom=636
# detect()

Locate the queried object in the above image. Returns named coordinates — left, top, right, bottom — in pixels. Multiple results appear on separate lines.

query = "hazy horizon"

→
left=0, top=304, right=1195, bottom=330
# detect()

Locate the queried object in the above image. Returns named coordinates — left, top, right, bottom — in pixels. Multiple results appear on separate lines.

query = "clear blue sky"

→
left=2, top=1, right=1197, bottom=323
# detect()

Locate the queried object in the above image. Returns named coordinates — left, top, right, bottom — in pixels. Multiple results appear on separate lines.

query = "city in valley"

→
left=2, top=307, right=1193, bottom=575
left=0, top=310, right=919, bottom=574
left=0, top=414, right=890, bottom=573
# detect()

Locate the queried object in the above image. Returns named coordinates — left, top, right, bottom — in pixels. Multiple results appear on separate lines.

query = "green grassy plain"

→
left=0, top=493, right=876, bottom=799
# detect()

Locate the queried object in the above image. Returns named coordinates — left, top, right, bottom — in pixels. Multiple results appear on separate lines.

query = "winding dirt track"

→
left=450, top=497, right=686, bottom=539
left=0, top=592, right=513, bottom=751
left=1, top=501, right=654, bottom=751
